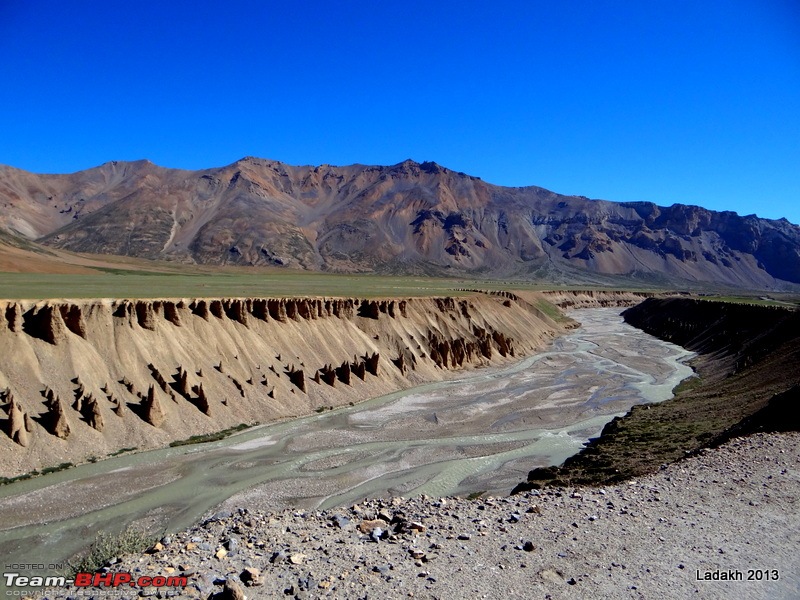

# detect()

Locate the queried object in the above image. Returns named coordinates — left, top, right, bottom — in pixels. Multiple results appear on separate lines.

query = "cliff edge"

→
left=514, top=298, right=800, bottom=491
left=0, top=293, right=567, bottom=477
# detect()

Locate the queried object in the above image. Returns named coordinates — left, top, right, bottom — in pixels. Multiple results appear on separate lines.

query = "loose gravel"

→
left=51, top=432, right=799, bottom=599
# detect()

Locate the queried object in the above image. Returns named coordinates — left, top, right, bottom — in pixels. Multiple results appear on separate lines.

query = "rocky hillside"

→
left=0, top=293, right=565, bottom=477
left=623, top=297, right=800, bottom=375
left=1, top=158, right=799, bottom=287
left=54, top=432, right=798, bottom=600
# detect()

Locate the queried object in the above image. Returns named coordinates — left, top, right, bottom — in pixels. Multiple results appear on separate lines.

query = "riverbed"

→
left=0, top=308, right=694, bottom=570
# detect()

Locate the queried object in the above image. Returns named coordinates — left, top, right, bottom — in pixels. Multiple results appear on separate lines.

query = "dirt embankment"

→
left=49, top=431, right=800, bottom=600
left=537, top=289, right=655, bottom=309
left=0, top=294, right=566, bottom=477
left=515, top=298, right=800, bottom=491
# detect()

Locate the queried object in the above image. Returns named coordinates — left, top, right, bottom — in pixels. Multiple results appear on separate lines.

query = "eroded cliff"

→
left=539, top=289, right=654, bottom=309
left=514, top=298, right=800, bottom=491
left=0, top=294, right=565, bottom=476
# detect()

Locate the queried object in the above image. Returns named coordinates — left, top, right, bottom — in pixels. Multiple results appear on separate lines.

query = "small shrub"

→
left=40, top=462, right=74, bottom=475
left=169, top=423, right=251, bottom=447
left=108, top=447, right=137, bottom=457
left=69, top=526, right=156, bottom=575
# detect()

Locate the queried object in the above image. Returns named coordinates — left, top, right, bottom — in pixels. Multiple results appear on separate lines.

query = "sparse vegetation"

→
left=0, top=257, right=674, bottom=301
left=0, top=462, right=74, bottom=486
left=671, top=374, right=702, bottom=395
left=697, top=294, right=800, bottom=308
left=534, top=297, right=570, bottom=322
left=515, top=298, right=800, bottom=492
left=0, top=471, right=37, bottom=486
left=68, top=526, right=157, bottom=575
left=40, top=461, right=74, bottom=475
left=107, top=446, right=137, bottom=457
left=168, top=423, right=252, bottom=447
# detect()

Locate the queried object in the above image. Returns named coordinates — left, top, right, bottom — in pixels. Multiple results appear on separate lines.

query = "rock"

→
left=223, top=299, right=248, bottom=326
left=240, top=567, right=261, bottom=586
left=6, top=396, right=29, bottom=447
left=190, top=383, right=211, bottom=415
left=142, top=385, right=165, bottom=427
left=358, top=519, right=385, bottom=533
left=377, top=508, right=392, bottom=522
left=135, top=301, right=156, bottom=330
left=392, top=352, right=408, bottom=375
left=336, top=361, right=351, bottom=385
left=74, top=394, right=104, bottom=432
left=173, top=367, right=191, bottom=399
left=207, top=510, right=232, bottom=523
left=21, top=305, right=68, bottom=345
left=269, top=550, right=287, bottom=564
left=331, top=515, right=350, bottom=528
left=289, top=553, right=306, bottom=565
left=44, top=396, right=70, bottom=439
left=223, top=537, right=239, bottom=551
left=318, top=364, right=336, bottom=387
left=163, top=301, right=181, bottom=326
left=285, top=366, right=306, bottom=392
left=220, top=580, right=246, bottom=600
left=351, top=360, right=366, bottom=380
left=365, top=352, right=380, bottom=376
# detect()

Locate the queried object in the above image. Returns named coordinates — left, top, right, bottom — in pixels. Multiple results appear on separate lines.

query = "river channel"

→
left=0, top=308, right=694, bottom=571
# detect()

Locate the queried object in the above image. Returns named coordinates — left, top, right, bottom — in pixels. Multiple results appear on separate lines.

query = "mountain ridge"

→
left=1, top=158, right=799, bottom=288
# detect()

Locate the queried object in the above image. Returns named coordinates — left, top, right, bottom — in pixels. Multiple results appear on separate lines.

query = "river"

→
left=0, top=308, right=694, bottom=572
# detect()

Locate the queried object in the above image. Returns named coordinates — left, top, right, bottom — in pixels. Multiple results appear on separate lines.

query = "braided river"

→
left=0, top=308, right=694, bottom=570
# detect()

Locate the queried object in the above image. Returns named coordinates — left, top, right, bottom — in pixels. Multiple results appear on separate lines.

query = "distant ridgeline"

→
left=1, top=158, right=799, bottom=288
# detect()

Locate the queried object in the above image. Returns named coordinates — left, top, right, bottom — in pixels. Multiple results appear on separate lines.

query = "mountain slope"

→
left=1, top=158, right=799, bottom=287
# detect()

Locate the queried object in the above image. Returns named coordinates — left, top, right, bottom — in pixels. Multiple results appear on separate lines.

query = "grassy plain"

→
left=0, top=261, right=663, bottom=300
left=4, top=267, right=798, bottom=304
left=0, top=270, right=552, bottom=300
left=695, top=294, right=800, bottom=308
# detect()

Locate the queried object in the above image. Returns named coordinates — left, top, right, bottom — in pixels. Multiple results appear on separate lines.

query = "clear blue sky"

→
left=1, top=1, right=799, bottom=223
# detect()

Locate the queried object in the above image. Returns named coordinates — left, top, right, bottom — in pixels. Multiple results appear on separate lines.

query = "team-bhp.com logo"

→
left=4, top=571, right=188, bottom=594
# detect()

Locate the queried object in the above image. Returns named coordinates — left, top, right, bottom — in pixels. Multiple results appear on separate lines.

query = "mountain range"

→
left=1, top=157, right=798, bottom=288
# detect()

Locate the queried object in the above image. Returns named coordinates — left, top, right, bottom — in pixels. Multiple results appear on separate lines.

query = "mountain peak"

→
left=1, top=159, right=798, bottom=288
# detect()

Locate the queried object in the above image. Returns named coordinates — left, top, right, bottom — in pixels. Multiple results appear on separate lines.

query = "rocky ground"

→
left=47, top=431, right=799, bottom=600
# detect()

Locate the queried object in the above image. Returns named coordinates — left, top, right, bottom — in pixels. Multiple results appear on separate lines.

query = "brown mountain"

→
left=1, top=157, right=799, bottom=288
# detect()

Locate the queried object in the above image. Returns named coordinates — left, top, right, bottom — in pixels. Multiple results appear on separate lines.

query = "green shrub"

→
left=69, top=526, right=156, bottom=575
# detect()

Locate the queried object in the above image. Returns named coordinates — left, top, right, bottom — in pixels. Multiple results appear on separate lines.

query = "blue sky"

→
left=1, top=1, right=799, bottom=223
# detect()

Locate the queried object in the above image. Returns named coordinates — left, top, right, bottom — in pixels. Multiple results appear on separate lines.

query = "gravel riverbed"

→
left=48, top=431, right=799, bottom=600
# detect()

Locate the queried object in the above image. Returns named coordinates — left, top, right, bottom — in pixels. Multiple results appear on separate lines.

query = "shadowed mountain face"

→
left=1, top=157, right=799, bottom=287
